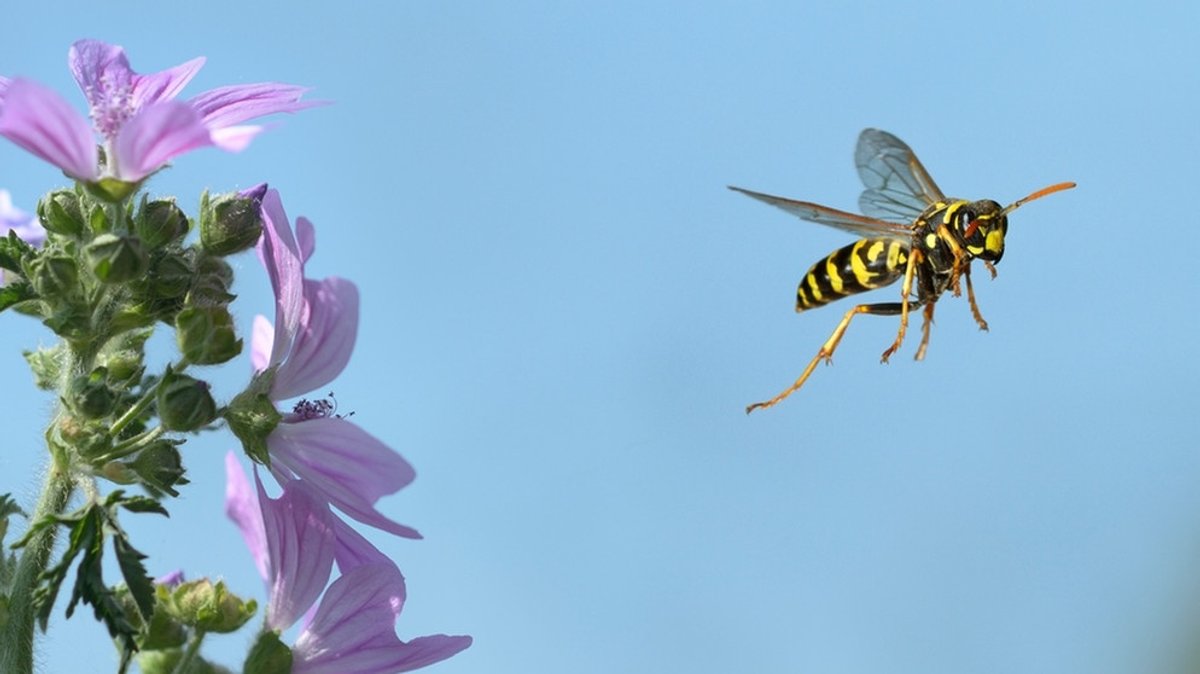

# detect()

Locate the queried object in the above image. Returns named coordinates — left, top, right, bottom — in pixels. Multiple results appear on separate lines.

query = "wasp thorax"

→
left=955, top=199, right=1007, bottom=263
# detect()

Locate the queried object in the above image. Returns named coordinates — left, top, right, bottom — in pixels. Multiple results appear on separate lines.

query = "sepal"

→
left=243, top=630, right=292, bottom=674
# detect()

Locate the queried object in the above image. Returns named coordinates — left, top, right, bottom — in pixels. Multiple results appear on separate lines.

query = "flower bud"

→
left=156, top=372, right=216, bottom=432
left=130, top=440, right=187, bottom=497
left=135, top=198, right=189, bottom=249
left=166, top=579, right=257, bottom=634
left=175, top=306, right=242, bottom=365
left=56, top=414, right=113, bottom=459
left=199, top=187, right=265, bottom=256
left=187, top=253, right=235, bottom=306
left=68, top=367, right=117, bottom=419
left=147, top=251, right=193, bottom=300
left=29, top=254, right=79, bottom=298
left=86, top=233, right=148, bottom=283
left=36, top=189, right=86, bottom=238
left=137, top=650, right=232, bottom=674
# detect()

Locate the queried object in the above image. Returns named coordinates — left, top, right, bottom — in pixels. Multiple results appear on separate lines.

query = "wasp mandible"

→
left=731, top=129, right=1075, bottom=414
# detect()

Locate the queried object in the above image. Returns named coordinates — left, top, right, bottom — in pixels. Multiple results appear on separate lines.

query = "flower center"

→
left=84, top=72, right=136, bottom=140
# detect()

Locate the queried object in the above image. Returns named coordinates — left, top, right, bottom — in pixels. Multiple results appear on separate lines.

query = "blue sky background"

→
left=1, top=2, right=1198, bottom=673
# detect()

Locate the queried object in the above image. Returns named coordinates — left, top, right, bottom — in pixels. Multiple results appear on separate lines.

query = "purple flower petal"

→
left=272, top=277, right=358, bottom=401
left=131, top=56, right=205, bottom=107
left=0, top=190, right=46, bottom=248
left=0, top=75, right=11, bottom=103
left=155, top=570, right=186, bottom=588
left=113, top=101, right=212, bottom=181
left=251, top=315, right=275, bottom=374
left=267, top=418, right=421, bottom=539
left=256, top=189, right=305, bottom=369
left=188, top=83, right=319, bottom=129
left=0, top=79, right=97, bottom=180
left=258, top=475, right=337, bottom=632
left=296, top=216, right=316, bottom=264
left=224, top=452, right=269, bottom=582
left=208, top=124, right=267, bottom=152
left=332, top=517, right=392, bottom=574
left=293, top=562, right=471, bottom=674
left=69, top=39, right=134, bottom=115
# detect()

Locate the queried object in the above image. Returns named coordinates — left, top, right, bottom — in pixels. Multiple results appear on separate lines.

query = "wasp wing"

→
left=855, top=129, right=946, bottom=224
left=728, top=185, right=911, bottom=241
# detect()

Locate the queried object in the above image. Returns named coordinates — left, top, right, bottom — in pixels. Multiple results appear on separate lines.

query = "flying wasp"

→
left=731, top=128, right=1075, bottom=414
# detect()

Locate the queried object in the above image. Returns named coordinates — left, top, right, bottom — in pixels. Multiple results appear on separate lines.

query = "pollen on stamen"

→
left=290, top=392, right=355, bottom=420
left=86, top=73, right=136, bottom=139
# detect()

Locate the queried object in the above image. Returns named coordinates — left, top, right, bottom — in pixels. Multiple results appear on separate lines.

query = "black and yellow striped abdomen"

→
left=795, top=237, right=911, bottom=312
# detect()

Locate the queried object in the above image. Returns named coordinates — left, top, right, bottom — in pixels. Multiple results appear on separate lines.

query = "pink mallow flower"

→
left=0, top=39, right=318, bottom=184
left=225, top=454, right=471, bottom=673
left=0, top=189, right=45, bottom=247
left=251, top=188, right=420, bottom=539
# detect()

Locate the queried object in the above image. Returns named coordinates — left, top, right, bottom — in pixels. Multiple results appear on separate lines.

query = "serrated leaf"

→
left=0, top=281, right=36, bottom=313
left=117, top=496, right=169, bottom=517
left=113, top=535, right=154, bottom=621
left=0, top=230, right=34, bottom=272
left=22, top=345, right=64, bottom=390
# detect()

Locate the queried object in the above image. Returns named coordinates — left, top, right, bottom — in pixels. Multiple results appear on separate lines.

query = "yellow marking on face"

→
left=967, top=245, right=984, bottom=255
left=806, top=272, right=824, bottom=301
left=924, top=233, right=938, bottom=249
left=849, top=240, right=873, bottom=285
left=985, top=229, right=1004, bottom=254
left=825, top=257, right=844, bottom=293
left=866, top=241, right=885, bottom=263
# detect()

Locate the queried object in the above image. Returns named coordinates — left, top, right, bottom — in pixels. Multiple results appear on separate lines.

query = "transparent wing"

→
left=855, top=129, right=946, bottom=224
left=729, top=185, right=911, bottom=241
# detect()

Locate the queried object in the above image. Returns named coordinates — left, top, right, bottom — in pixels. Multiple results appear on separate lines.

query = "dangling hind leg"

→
left=963, top=263, right=989, bottom=331
left=880, top=248, right=923, bottom=363
left=747, top=302, right=905, bottom=414
left=914, top=300, right=938, bottom=361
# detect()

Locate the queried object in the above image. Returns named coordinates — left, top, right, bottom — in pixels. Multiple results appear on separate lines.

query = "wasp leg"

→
left=746, top=302, right=907, bottom=414
left=963, top=263, right=989, bottom=331
left=914, top=301, right=937, bottom=361
left=879, top=247, right=923, bottom=363
left=983, top=260, right=998, bottom=279
left=936, top=224, right=970, bottom=297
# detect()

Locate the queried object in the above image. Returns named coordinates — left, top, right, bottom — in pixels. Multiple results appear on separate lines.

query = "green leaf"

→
left=23, top=344, right=65, bottom=390
left=118, top=496, right=170, bottom=517
left=0, top=229, right=34, bottom=273
left=0, top=281, right=36, bottom=314
left=113, top=535, right=154, bottom=621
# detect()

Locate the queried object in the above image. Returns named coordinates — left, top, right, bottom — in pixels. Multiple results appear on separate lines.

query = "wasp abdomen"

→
left=796, top=237, right=910, bottom=312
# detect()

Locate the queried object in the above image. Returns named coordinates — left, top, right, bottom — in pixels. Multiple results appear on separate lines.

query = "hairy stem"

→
left=0, top=460, right=76, bottom=674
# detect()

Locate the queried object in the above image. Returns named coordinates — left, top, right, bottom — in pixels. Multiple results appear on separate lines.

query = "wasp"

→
left=731, top=128, right=1075, bottom=414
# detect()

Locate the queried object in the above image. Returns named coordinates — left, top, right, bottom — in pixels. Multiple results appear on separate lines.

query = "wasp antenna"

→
left=1001, top=181, right=1076, bottom=216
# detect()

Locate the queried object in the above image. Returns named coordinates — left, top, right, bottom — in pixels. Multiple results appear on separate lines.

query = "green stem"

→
left=173, top=629, right=206, bottom=674
left=0, top=461, right=76, bottom=674
left=99, top=426, right=166, bottom=464
left=109, top=362, right=184, bottom=437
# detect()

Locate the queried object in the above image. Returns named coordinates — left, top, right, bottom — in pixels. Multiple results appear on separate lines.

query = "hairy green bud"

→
left=29, top=254, right=79, bottom=298
left=175, top=305, right=241, bottom=365
left=68, top=367, right=117, bottom=420
left=199, top=189, right=264, bottom=256
left=156, top=372, right=217, bottom=432
left=130, top=441, right=188, bottom=496
left=166, top=579, right=257, bottom=634
left=36, top=189, right=86, bottom=237
left=86, top=233, right=149, bottom=283
left=136, top=198, right=190, bottom=249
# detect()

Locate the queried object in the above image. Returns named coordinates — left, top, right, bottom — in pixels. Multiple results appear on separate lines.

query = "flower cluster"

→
left=0, top=39, right=468, bottom=674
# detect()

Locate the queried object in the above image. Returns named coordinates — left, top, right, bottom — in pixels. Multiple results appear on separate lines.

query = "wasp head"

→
left=954, top=199, right=1007, bottom=263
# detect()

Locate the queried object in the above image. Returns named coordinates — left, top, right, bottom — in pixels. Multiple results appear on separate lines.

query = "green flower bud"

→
left=68, top=367, right=117, bottom=419
left=175, top=306, right=242, bottom=365
left=29, top=254, right=79, bottom=298
left=199, top=188, right=265, bottom=256
left=136, top=198, right=189, bottom=249
left=99, top=461, right=138, bottom=484
left=130, top=440, right=188, bottom=496
left=187, top=253, right=235, bottom=306
left=56, top=415, right=113, bottom=460
left=138, top=649, right=232, bottom=674
left=166, top=579, right=257, bottom=634
left=36, top=189, right=86, bottom=238
left=243, top=630, right=292, bottom=674
left=156, top=372, right=217, bottom=432
left=147, top=251, right=194, bottom=300
left=86, top=233, right=149, bottom=283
